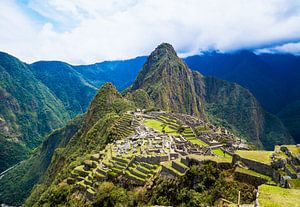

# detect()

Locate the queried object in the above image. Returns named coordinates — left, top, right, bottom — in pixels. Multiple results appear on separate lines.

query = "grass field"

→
left=258, top=184, right=300, bottom=207
left=284, top=145, right=300, bottom=155
left=186, top=137, right=208, bottom=146
left=236, top=150, right=273, bottom=165
left=288, top=179, right=300, bottom=189
left=212, top=148, right=231, bottom=158
left=188, top=154, right=232, bottom=163
left=144, top=119, right=180, bottom=135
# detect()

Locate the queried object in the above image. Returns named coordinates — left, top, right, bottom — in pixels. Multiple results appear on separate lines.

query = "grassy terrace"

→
left=188, top=154, right=232, bottom=163
left=161, top=160, right=185, bottom=176
left=236, top=150, right=273, bottom=165
left=212, top=148, right=231, bottom=158
left=235, top=167, right=275, bottom=184
left=144, top=117, right=209, bottom=147
left=186, top=137, right=208, bottom=146
left=288, top=179, right=300, bottom=189
left=284, top=145, right=300, bottom=155
left=144, top=119, right=180, bottom=135
left=258, top=184, right=300, bottom=207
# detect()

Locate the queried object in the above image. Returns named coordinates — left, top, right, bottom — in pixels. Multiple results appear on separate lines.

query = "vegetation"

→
left=0, top=115, right=83, bottom=205
left=0, top=134, right=29, bottom=172
left=0, top=52, right=70, bottom=172
left=236, top=150, right=273, bottom=165
left=258, top=184, right=300, bottom=207
left=144, top=119, right=179, bottom=135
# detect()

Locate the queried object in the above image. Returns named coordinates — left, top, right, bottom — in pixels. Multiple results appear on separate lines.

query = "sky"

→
left=1, top=0, right=300, bottom=64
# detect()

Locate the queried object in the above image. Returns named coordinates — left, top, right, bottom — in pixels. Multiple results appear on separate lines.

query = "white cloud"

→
left=256, top=42, right=300, bottom=55
left=0, top=0, right=300, bottom=64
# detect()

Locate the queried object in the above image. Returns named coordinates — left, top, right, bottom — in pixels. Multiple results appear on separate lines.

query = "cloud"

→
left=256, top=42, right=300, bottom=55
left=1, top=0, right=300, bottom=64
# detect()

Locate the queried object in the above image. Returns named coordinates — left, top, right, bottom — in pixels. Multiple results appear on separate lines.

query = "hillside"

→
left=1, top=82, right=254, bottom=206
left=0, top=44, right=295, bottom=206
left=31, top=61, right=97, bottom=117
left=130, top=43, right=293, bottom=149
left=74, top=56, right=146, bottom=91
left=184, top=52, right=300, bottom=142
left=0, top=52, right=70, bottom=172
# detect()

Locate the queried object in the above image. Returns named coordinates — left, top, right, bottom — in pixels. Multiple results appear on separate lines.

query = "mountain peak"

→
left=85, top=82, right=122, bottom=126
left=130, top=43, right=203, bottom=116
left=150, top=43, right=177, bottom=59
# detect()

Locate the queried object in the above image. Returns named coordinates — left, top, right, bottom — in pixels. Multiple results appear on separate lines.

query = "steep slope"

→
left=202, top=76, right=291, bottom=148
left=31, top=61, right=97, bottom=117
left=184, top=51, right=283, bottom=113
left=0, top=115, right=83, bottom=205
left=0, top=52, right=70, bottom=172
left=130, top=43, right=293, bottom=149
left=74, top=56, right=147, bottom=90
left=184, top=52, right=300, bottom=142
left=22, top=83, right=132, bottom=206
left=0, top=83, right=134, bottom=206
left=278, top=101, right=300, bottom=142
left=131, top=43, right=203, bottom=117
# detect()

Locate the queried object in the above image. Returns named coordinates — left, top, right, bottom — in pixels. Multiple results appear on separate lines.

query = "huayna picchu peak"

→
left=1, top=2, right=300, bottom=206
left=130, top=43, right=293, bottom=149
left=131, top=42, right=203, bottom=117
left=0, top=43, right=298, bottom=207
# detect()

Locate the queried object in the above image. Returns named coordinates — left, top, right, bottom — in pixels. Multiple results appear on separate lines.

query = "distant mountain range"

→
left=0, top=43, right=295, bottom=206
left=0, top=46, right=298, bottom=174
left=184, top=51, right=300, bottom=143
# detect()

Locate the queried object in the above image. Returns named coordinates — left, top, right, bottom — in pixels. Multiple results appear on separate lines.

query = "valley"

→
left=0, top=43, right=298, bottom=207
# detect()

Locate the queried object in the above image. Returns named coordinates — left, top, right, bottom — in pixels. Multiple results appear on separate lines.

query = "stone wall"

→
left=233, top=155, right=274, bottom=177
left=234, top=171, right=268, bottom=186
left=171, top=161, right=186, bottom=173
left=187, top=157, right=232, bottom=170
left=160, top=165, right=178, bottom=177
left=135, top=155, right=169, bottom=164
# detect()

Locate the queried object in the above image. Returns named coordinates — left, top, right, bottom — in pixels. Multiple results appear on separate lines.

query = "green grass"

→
left=288, top=179, right=300, bottom=189
left=161, top=160, right=185, bottom=176
left=188, top=154, right=232, bottom=164
left=144, top=119, right=179, bottom=135
left=186, top=137, right=208, bottom=146
left=284, top=145, right=300, bottom=155
left=212, top=148, right=231, bottom=158
left=258, top=184, right=300, bottom=207
left=236, top=150, right=272, bottom=165
left=235, top=167, right=274, bottom=183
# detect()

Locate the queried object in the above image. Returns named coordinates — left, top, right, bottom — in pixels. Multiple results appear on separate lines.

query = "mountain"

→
left=0, top=52, right=70, bottom=172
left=130, top=43, right=203, bottom=117
left=0, top=44, right=294, bottom=206
left=130, top=43, right=292, bottom=148
left=74, top=56, right=147, bottom=91
left=184, top=51, right=300, bottom=142
left=0, top=52, right=145, bottom=173
left=31, top=61, right=97, bottom=117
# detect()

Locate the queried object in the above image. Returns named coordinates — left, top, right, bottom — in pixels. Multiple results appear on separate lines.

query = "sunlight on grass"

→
left=259, top=184, right=300, bottom=207
left=236, top=150, right=272, bottom=165
left=144, top=119, right=179, bottom=135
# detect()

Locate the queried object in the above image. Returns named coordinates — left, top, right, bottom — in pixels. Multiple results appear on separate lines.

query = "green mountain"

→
left=31, top=61, right=97, bottom=117
left=0, top=52, right=70, bottom=172
left=0, top=52, right=144, bottom=173
left=130, top=43, right=293, bottom=149
left=184, top=52, right=300, bottom=143
left=131, top=43, right=203, bottom=117
left=0, top=43, right=294, bottom=206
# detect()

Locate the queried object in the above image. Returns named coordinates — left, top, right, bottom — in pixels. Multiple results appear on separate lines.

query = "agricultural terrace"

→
left=258, top=184, right=300, bottom=207
left=236, top=150, right=273, bottom=165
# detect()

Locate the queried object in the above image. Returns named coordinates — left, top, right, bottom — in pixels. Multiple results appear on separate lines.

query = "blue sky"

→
left=1, top=0, right=300, bottom=64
